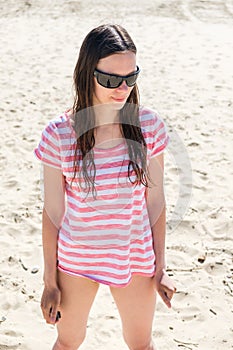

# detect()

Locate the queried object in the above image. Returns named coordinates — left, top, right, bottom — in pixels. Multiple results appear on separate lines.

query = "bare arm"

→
left=146, top=153, right=176, bottom=307
left=42, top=208, right=60, bottom=287
left=41, top=165, right=65, bottom=323
left=146, top=153, right=166, bottom=270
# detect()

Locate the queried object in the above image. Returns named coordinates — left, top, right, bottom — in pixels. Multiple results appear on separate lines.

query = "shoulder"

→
left=139, top=105, right=168, bottom=134
left=139, top=106, right=169, bottom=156
left=42, top=111, right=75, bottom=139
left=45, top=111, right=71, bottom=131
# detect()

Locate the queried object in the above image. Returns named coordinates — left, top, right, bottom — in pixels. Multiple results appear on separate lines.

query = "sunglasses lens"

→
left=97, top=74, right=122, bottom=88
left=125, top=74, right=138, bottom=87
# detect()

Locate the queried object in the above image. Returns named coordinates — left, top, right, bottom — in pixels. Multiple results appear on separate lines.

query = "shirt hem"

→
left=57, top=265, right=155, bottom=288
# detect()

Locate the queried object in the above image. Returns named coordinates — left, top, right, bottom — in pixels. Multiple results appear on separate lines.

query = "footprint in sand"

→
left=204, top=260, right=229, bottom=276
left=166, top=291, right=204, bottom=322
left=0, top=332, right=22, bottom=349
left=182, top=0, right=233, bottom=23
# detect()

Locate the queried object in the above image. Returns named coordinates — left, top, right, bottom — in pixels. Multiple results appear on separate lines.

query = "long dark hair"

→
left=72, top=24, right=149, bottom=194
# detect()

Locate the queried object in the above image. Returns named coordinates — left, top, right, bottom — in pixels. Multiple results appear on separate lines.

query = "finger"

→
left=164, top=288, right=175, bottom=301
left=160, top=279, right=176, bottom=293
left=42, top=306, right=52, bottom=324
left=41, top=303, right=55, bottom=324
left=49, top=306, right=58, bottom=324
left=40, top=302, right=49, bottom=322
left=158, top=289, right=172, bottom=308
left=159, top=284, right=176, bottom=307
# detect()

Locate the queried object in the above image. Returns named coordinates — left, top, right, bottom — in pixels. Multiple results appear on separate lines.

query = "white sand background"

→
left=0, top=0, right=232, bottom=349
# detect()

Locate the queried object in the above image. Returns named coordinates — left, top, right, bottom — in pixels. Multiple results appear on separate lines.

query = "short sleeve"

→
left=34, top=121, right=61, bottom=169
left=150, top=113, right=169, bottom=158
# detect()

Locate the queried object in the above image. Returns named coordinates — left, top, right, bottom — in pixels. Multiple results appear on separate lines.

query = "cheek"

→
left=94, top=81, right=111, bottom=101
left=125, top=87, right=134, bottom=100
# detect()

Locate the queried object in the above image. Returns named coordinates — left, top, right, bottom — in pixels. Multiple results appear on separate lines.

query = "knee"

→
left=53, top=333, right=86, bottom=350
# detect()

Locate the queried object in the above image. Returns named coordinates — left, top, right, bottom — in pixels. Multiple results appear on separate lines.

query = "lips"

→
left=112, top=97, right=127, bottom=102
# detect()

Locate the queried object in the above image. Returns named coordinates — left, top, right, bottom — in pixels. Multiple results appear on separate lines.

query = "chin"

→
left=111, top=100, right=127, bottom=110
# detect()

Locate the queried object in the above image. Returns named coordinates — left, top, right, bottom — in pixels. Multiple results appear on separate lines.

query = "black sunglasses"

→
left=93, top=66, right=140, bottom=89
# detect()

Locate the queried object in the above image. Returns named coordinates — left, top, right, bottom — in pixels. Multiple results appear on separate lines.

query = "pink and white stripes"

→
left=34, top=106, right=169, bottom=286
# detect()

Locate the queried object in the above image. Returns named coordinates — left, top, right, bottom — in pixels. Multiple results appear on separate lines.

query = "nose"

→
left=117, top=80, right=128, bottom=91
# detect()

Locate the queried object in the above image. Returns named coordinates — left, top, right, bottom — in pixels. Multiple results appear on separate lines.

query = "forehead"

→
left=97, top=51, right=136, bottom=75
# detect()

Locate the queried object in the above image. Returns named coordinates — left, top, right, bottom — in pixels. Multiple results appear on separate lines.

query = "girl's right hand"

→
left=41, top=285, right=61, bottom=325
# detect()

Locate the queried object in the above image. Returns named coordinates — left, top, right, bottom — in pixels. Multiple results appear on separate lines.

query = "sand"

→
left=0, top=0, right=232, bottom=349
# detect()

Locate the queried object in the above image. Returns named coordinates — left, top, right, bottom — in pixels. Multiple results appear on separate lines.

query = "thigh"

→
left=56, top=270, right=99, bottom=346
left=110, top=275, right=156, bottom=349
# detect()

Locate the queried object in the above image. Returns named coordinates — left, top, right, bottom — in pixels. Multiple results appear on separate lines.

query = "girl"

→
left=35, top=24, right=176, bottom=350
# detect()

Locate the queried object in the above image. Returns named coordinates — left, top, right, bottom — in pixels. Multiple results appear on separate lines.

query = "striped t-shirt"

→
left=34, top=106, right=169, bottom=287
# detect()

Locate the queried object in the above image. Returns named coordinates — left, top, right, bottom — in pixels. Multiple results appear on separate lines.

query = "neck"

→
left=93, top=103, right=120, bottom=127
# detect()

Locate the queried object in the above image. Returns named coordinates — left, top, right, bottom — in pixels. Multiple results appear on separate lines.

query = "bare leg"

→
left=52, top=270, right=99, bottom=350
left=110, top=275, right=157, bottom=350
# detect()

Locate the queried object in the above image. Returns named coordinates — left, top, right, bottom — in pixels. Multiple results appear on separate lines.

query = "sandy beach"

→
left=0, top=0, right=232, bottom=349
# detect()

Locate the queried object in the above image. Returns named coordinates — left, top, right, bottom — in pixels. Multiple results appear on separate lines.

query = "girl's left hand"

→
left=153, top=269, right=176, bottom=308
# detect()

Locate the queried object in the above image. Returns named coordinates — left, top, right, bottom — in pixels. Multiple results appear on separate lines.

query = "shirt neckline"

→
left=64, top=111, right=126, bottom=152
left=94, top=140, right=126, bottom=153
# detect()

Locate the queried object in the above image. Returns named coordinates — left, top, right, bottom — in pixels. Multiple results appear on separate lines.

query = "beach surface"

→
left=0, top=0, right=232, bottom=349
